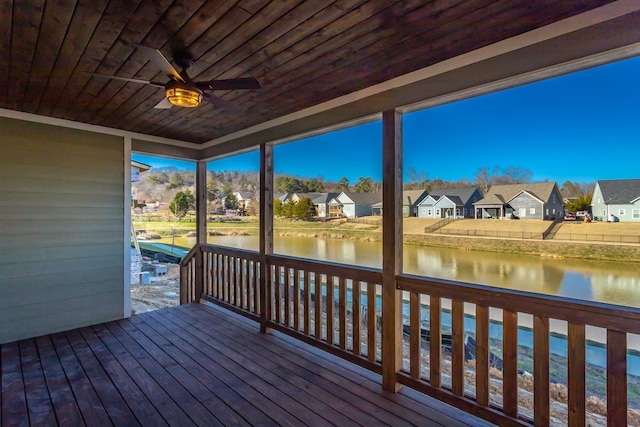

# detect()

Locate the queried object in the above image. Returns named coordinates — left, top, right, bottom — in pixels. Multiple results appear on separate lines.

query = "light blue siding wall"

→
left=0, top=117, right=125, bottom=344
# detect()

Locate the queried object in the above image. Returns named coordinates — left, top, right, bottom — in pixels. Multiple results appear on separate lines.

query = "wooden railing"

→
left=201, top=245, right=262, bottom=322
left=266, top=253, right=383, bottom=372
left=179, top=245, right=199, bottom=304
left=397, top=274, right=640, bottom=426
left=181, top=243, right=640, bottom=426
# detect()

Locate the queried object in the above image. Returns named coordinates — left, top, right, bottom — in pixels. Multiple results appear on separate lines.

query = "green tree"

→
left=168, top=190, right=195, bottom=252
left=293, top=197, right=316, bottom=220
left=336, top=177, right=350, bottom=192
left=274, top=199, right=283, bottom=217
left=304, top=178, right=324, bottom=192
left=275, top=176, right=307, bottom=193
left=354, top=177, right=374, bottom=193
left=224, top=192, right=239, bottom=210
left=566, top=195, right=592, bottom=213
left=169, top=190, right=195, bottom=220
left=281, top=199, right=296, bottom=218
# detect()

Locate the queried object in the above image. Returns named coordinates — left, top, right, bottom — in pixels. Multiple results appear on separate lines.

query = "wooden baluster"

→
left=229, top=257, right=238, bottom=305
left=216, top=254, right=221, bottom=299
left=253, top=260, right=260, bottom=315
left=207, top=253, right=213, bottom=296
left=223, top=255, right=229, bottom=303
left=475, top=305, right=490, bottom=407
left=293, top=269, right=300, bottom=331
left=304, top=270, right=311, bottom=335
left=247, top=261, right=257, bottom=313
left=314, top=273, right=322, bottom=339
left=368, top=284, right=377, bottom=361
left=430, top=296, right=441, bottom=387
left=208, top=254, right=214, bottom=299
left=235, top=257, right=240, bottom=307
left=352, top=281, right=361, bottom=356
left=283, top=266, right=290, bottom=327
left=326, top=276, right=334, bottom=345
left=451, top=300, right=464, bottom=396
left=607, top=330, right=627, bottom=427
left=410, top=292, right=421, bottom=379
left=240, top=259, right=249, bottom=310
left=274, top=264, right=281, bottom=324
left=503, top=310, right=518, bottom=418
left=533, top=316, right=550, bottom=426
left=339, top=276, right=347, bottom=350
left=568, top=322, right=585, bottom=427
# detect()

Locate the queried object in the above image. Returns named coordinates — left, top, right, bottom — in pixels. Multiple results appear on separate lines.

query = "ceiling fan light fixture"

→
left=166, top=86, right=202, bottom=108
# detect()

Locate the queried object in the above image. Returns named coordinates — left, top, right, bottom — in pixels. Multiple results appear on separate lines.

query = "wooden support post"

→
left=194, top=160, right=207, bottom=302
left=260, top=143, right=274, bottom=333
left=381, top=109, right=403, bottom=392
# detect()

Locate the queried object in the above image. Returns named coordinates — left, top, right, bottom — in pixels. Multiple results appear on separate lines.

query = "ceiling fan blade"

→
left=137, top=45, right=185, bottom=83
left=154, top=98, right=173, bottom=109
left=87, top=72, right=164, bottom=87
left=196, top=77, right=262, bottom=91
left=202, top=92, right=244, bottom=114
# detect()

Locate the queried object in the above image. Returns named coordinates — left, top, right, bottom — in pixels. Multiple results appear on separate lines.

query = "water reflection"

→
left=205, top=235, right=639, bottom=308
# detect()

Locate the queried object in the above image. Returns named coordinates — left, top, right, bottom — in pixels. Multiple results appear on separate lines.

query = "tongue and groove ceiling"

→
left=0, top=0, right=625, bottom=145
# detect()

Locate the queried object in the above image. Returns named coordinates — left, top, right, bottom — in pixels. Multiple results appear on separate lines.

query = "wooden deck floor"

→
left=1, top=303, right=494, bottom=426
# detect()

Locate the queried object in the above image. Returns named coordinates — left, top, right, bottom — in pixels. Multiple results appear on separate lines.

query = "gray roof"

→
left=341, top=192, right=382, bottom=205
left=597, top=179, right=640, bottom=203
left=475, top=182, right=558, bottom=206
left=439, top=195, right=464, bottom=206
left=402, top=190, right=428, bottom=206
left=429, top=187, right=480, bottom=204
left=311, top=192, right=340, bottom=203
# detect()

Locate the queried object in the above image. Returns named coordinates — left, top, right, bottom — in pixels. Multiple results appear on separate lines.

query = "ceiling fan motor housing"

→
left=165, top=81, right=202, bottom=108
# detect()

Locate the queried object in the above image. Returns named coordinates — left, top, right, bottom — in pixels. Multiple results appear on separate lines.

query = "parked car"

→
left=564, top=212, right=576, bottom=220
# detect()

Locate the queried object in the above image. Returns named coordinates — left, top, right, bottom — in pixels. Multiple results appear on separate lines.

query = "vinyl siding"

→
left=0, top=117, right=124, bottom=344
left=510, top=193, right=543, bottom=220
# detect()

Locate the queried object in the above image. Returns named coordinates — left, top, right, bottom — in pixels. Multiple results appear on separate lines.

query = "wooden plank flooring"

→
left=1, top=303, right=494, bottom=426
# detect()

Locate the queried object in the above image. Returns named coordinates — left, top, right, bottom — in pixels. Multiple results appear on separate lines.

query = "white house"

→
left=591, top=179, right=640, bottom=222
left=329, top=192, right=382, bottom=218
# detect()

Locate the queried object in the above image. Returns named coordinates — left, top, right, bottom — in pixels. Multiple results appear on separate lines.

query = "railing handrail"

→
left=398, top=273, right=640, bottom=333
left=200, top=243, right=262, bottom=261
left=180, top=244, right=200, bottom=267
left=266, top=253, right=383, bottom=284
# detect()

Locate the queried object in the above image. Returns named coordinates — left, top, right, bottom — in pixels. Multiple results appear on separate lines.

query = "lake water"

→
left=197, top=234, right=640, bottom=308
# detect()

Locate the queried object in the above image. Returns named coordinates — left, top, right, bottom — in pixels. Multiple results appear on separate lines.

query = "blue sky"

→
left=134, top=55, right=640, bottom=185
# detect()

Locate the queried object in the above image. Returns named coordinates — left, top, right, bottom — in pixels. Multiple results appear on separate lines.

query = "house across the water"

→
left=591, top=179, right=640, bottom=222
left=474, top=182, right=563, bottom=220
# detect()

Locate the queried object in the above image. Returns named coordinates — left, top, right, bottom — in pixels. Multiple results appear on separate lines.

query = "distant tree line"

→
left=134, top=165, right=595, bottom=217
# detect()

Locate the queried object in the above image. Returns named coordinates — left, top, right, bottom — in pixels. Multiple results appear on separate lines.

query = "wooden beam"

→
left=259, top=143, right=274, bottom=333
left=381, top=109, right=403, bottom=392
left=196, top=160, right=207, bottom=247
left=185, top=160, right=206, bottom=304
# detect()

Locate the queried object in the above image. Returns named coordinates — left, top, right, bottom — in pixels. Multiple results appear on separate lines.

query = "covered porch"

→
left=3, top=1, right=640, bottom=426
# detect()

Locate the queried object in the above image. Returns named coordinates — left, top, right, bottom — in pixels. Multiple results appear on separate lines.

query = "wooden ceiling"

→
left=0, top=0, right=616, bottom=144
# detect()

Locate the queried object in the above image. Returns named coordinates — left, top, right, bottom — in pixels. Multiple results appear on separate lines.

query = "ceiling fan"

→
left=90, top=45, right=262, bottom=113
